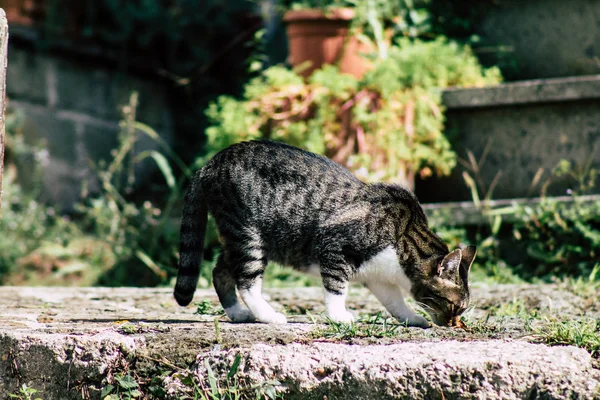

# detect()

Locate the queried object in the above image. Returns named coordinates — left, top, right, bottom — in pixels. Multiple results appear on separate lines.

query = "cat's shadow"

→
left=67, top=318, right=312, bottom=325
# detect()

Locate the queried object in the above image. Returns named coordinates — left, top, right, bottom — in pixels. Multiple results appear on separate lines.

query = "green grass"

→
left=312, top=312, right=404, bottom=340
left=533, top=318, right=600, bottom=358
left=485, top=297, right=539, bottom=320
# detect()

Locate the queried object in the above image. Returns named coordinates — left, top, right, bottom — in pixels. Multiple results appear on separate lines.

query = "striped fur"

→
left=174, top=140, right=476, bottom=326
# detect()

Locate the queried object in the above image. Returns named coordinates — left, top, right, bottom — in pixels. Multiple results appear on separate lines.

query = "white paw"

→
left=257, top=312, right=288, bottom=324
left=396, top=314, right=431, bottom=328
left=226, top=307, right=255, bottom=323
left=327, top=310, right=355, bottom=324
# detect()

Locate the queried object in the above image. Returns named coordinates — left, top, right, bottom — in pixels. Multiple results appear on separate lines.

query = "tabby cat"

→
left=174, top=140, right=476, bottom=327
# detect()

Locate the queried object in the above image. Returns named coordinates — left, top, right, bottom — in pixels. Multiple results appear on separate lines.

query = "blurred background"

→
left=1, top=0, right=599, bottom=289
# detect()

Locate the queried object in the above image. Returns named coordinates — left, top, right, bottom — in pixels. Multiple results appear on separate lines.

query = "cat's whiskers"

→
left=415, top=301, right=433, bottom=311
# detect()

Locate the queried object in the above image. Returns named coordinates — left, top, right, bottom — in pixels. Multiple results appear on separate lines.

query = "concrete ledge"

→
left=443, top=75, right=600, bottom=109
left=199, top=341, right=596, bottom=400
left=422, top=194, right=600, bottom=226
left=0, top=286, right=597, bottom=399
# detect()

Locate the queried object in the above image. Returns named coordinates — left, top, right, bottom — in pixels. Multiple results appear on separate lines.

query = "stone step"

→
left=0, top=286, right=597, bottom=399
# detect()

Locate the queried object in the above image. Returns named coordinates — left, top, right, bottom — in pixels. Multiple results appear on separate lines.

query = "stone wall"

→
left=475, top=0, right=600, bottom=80
left=6, top=39, right=174, bottom=211
left=417, top=75, right=600, bottom=202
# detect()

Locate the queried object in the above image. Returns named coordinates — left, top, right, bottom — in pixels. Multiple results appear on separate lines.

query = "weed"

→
left=214, top=317, right=222, bottom=345
left=8, top=384, right=41, bottom=400
left=563, top=267, right=600, bottom=305
left=118, top=324, right=140, bottom=335
left=102, top=374, right=142, bottom=400
left=76, top=91, right=194, bottom=287
left=263, top=263, right=320, bottom=288
left=195, top=354, right=283, bottom=400
left=532, top=318, right=600, bottom=358
left=194, top=300, right=224, bottom=316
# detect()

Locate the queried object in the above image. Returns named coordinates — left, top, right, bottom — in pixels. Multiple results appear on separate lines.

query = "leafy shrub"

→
left=513, top=198, right=600, bottom=278
left=1, top=94, right=189, bottom=287
left=204, top=38, right=500, bottom=188
left=432, top=158, right=600, bottom=283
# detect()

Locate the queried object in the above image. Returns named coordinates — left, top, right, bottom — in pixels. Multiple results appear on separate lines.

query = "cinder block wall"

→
left=7, top=43, right=174, bottom=210
left=475, top=0, right=600, bottom=80
left=417, top=76, right=600, bottom=202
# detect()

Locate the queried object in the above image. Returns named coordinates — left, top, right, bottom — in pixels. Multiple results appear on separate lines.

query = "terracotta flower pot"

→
left=283, top=8, right=373, bottom=78
left=2, top=0, right=45, bottom=26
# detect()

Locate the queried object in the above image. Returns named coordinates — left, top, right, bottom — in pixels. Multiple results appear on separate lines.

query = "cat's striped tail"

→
left=174, top=175, right=207, bottom=306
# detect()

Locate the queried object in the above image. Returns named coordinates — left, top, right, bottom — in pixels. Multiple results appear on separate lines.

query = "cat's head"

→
left=412, top=246, right=477, bottom=326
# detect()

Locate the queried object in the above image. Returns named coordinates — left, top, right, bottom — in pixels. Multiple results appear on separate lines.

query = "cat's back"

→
left=201, top=140, right=360, bottom=187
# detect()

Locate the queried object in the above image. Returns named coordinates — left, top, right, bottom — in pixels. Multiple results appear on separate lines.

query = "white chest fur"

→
left=352, top=246, right=413, bottom=294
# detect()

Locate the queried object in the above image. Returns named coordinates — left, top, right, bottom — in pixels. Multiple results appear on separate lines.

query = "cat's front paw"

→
left=396, top=314, right=431, bottom=329
left=257, top=312, right=288, bottom=324
left=328, top=310, right=355, bottom=324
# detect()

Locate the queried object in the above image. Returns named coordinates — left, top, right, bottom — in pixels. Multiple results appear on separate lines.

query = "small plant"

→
left=263, top=263, right=320, bottom=288
left=102, top=374, right=142, bottom=400
left=461, top=314, right=504, bottom=335
left=485, top=297, right=539, bottom=320
left=118, top=323, right=140, bottom=335
left=8, top=384, right=41, bottom=400
left=433, top=155, right=600, bottom=283
left=195, top=354, right=283, bottom=400
left=195, top=299, right=224, bottom=316
left=563, top=264, right=600, bottom=307
left=0, top=102, right=113, bottom=285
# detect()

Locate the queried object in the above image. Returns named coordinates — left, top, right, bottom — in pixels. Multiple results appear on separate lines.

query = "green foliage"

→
left=509, top=159, right=600, bottom=279
left=102, top=374, right=142, bottom=399
left=263, top=263, right=320, bottom=288
left=195, top=300, right=224, bottom=316
left=284, top=0, right=431, bottom=40
left=533, top=318, right=600, bottom=358
left=1, top=92, right=193, bottom=287
left=76, top=92, right=189, bottom=286
left=0, top=103, right=113, bottom=285
left=486, top=297, right=538, bottom=320
left=371, top=37, right=501, bottom=91
left=194, top=355, right=283, bottom=400
left=512, top=198, right=600, bottom=278
left=204, top=38, right=500, bottom=187
left=433, top=158, right=600, bottom=283
left=8, top=384, right=41, bottom=400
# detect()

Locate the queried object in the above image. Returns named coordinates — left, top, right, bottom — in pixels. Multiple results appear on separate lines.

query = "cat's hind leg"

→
left=320, top=262, right=355, bottom=323
left=213, top=253, right=254, bottom=322
left=238, top=277, right=287, bottom=324
left=228, top=243, right=287, bottom=324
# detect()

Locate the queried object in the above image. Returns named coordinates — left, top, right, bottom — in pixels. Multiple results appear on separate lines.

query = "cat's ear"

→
left=459, top=246, right=477, bottom=285
left=436, top=249, right=462, bottom=280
